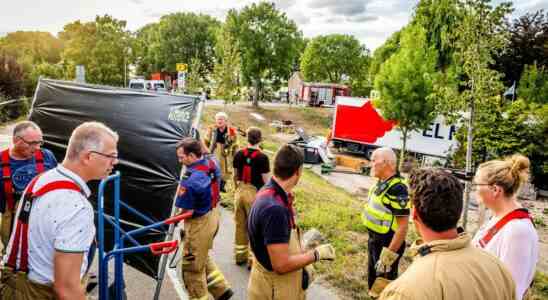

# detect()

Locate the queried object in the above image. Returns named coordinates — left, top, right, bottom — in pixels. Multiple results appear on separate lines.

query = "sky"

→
left=0, top=0, right=546, bottom=51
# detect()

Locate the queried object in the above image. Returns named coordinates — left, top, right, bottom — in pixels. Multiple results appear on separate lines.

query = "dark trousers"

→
left=367, top=229, right=405, bottom=288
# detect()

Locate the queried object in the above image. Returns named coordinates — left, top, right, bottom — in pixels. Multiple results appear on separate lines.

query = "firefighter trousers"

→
left=247, top=229, right=305, bottom=300
left=234, top=183, right=257, bottom=265
left=181, top=211, right=230, bottom=300
left=0, top=209, right=15, bottom=257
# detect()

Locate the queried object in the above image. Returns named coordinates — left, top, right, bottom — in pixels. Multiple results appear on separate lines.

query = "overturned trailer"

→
left=29, top=79, right=201, bottom=282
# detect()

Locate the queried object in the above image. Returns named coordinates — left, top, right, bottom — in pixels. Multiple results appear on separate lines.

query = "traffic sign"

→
left=176, top=63, right=188, bottom=72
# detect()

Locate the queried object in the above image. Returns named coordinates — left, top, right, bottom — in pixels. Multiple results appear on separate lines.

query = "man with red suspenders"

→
left=232, top=127, right=270, bottom=266
left=0, top=121, right=57, bottom=255
left=176, top=138, right=233, bottom=300
left=0, top=121, right=118, bottom=300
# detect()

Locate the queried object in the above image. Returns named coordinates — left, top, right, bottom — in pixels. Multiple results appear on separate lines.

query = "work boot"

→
left=217, top=288, right=234, bottom=300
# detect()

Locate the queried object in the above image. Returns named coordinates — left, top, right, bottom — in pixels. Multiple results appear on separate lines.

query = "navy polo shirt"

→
left=0, top=148, right=57, bottom=213
left=248, top=178, right=293, bottom=271
left=175, top=158, right=214, bottom=217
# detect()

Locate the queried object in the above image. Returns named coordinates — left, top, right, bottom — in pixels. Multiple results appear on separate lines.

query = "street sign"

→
left=176, top=63, right=188, bottom=72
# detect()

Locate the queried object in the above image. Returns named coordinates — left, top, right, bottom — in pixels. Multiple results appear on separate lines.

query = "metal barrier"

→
left=97, top=171, right=192, bottom=300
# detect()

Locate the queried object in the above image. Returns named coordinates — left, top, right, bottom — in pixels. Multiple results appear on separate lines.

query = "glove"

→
left=375, top=247, right=399, bottom=274
left=313, top=244, right=335, bottom=262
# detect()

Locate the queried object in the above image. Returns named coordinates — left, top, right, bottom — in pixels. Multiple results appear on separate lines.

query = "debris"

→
left=303, top=228, right=325, bottom=250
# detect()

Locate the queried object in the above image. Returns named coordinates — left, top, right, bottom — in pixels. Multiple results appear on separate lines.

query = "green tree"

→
left=60, top=15, right=131, bottom=86
left=451, top=99, right=548, bottom=189
left=374, top=25, right=438, bottom=167
left=134, top=13, right=219, bottom=76
left=213, top=25, right=241, bottom=104
left=225, top=2, right=303, bottom=106
left=0, top=53, right=25, bottom=99
left=413, top=0, right=462, bottom=70
left=495, top=10, right=548, bottom=86
left=369, top=30, right=402, bottom=82
left=0, top=31, right=63, bottom=65
left=518, top=63, right=548, bottom=104
left=434, top=0, right=512, bottom=228
left=300, top=34, right=369, bottom=83
left=186, top=57, right=207, bottom=94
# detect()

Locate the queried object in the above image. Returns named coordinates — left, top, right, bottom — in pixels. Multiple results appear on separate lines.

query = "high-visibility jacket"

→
left=363, top=176, right=410, bottom=234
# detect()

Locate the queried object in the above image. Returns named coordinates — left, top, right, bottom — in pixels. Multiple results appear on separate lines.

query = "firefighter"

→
left=0, top=122, right=118, bottom=300
left=203, top=112, right=238, bottom=192
left=176, top=138, right=233, bottom=300
left=379, top=169, right=516, bottom=300
left=232, top=127, right=270, bottom=266
left=247, top=144, right=335, bottom=300
left=363, top=147, right=410, bottom=297
left=0, top=121, right=57, bottom=255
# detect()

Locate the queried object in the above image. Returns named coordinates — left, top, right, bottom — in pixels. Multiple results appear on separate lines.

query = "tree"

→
left=369, top=30, right=402, bottom=82
left=186, top=57, right=207, bottom=94
left=225, top=3, right=303, bottom=106
left=518, top=63, right=548, bottom=105
left=413, top=0, right=462, bottom=70
left=0, top=31, right=63, bottom=65
left=374, top=25, right=438, bottom=167
left=300, top=34, right=369, bottom=83
left=0, top=53, right=25, bottom=99
left=134, top=13, right=219, bottom=76
left=495, top=10, right=548, bottom=86
left=451, top=99, right=548, bottom=190
left=0, top=31, right=64, bottom=95
left=434, top=0, right=512, bottom=228
left=60, top=15, right=131, bottom=86
left=213, top=25, right=242, bottom=104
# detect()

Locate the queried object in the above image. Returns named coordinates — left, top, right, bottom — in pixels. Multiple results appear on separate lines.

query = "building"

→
left=288, top=72, right=351, bottom=106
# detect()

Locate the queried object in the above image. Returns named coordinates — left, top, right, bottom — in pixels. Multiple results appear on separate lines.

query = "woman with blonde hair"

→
left=471, top=154, right=539, bottom=300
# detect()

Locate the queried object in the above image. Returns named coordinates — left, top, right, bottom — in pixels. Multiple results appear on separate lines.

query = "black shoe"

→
left=218, top=288, right=234, bottom=300
left=235, top=260, right=246, bottom=266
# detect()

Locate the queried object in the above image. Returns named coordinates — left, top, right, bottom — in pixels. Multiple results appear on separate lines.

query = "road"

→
left=0, top=120, right=341, bottom=300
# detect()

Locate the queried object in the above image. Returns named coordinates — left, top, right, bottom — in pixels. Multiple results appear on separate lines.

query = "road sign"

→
left=176, top=63, right=188, bottom=72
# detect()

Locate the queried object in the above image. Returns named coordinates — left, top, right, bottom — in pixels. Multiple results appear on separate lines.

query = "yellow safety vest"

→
left=363, top=177, right=410, bottom=234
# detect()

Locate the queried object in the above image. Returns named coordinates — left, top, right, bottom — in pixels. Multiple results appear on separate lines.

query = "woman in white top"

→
left=471, top=154, right=539, bottom=300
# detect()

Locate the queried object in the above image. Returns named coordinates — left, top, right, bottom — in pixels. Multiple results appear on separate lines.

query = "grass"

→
left=203, top=103, right=547, bottom=300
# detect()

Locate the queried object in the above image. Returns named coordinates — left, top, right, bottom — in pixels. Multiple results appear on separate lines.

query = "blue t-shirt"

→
left=175, top=158, right=215, bottom=217
left=248, top=179, right=292, bottom=271
left=0, top=148, right=58, bottom=213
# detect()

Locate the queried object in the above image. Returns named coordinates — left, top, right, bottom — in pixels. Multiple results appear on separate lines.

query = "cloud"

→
left=287, top=10, right=311, bottom=25
left=307, top=0, right=369, bottom=16
left=346, top=14, right=379, bottom=23
left=129, top=0, right=143, bottom=4
left=273, top=0, right=297, bottom=10
left=142, top=8, right=166, bottom=19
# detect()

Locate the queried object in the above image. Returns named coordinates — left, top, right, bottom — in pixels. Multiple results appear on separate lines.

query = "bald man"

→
left=362, top=147, right=410, bottom=297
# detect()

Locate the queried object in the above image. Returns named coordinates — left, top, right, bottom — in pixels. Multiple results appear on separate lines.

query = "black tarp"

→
left=29, top=79, right=200, bottom=278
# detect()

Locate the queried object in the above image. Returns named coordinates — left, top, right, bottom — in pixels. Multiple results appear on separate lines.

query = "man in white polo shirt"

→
left=0, top=121, right=118, bottom=300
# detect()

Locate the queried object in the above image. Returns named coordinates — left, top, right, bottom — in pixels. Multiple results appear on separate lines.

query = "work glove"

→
left=375, top=247, right=399, bottom=274
left=314, top=244, right=336, bottom=262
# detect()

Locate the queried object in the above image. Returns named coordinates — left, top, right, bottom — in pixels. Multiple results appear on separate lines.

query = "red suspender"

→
left=34, top=150, right=45, bottom=173
left=479, top=208, right=533, bottom=248
left=7, top=176, right=81, bottom=272
left=1, top=149, right=14, bottom=211
left=1, top=149, right=46, bottom=211
left=256, top=187, right=296, bottom=229
left=241, top=148, right=260, bottom=184
left=193, top=159, right=220, bottom=208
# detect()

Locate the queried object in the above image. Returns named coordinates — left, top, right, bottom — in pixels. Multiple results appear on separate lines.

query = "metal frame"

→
left=97, top=171, right=192, bottom=300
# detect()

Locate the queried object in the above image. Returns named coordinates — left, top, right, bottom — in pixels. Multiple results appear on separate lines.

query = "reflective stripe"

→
left=207, top=270, right=226, bottom=288
left=363, top=177, right=407, bottom=234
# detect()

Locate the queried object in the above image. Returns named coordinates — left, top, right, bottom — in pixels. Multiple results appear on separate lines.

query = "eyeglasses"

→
left=17, top=136, right=44, bottom=147
left=470, top=183, right=491, bottom=192
left=90, top=151, right=119, bottom=160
